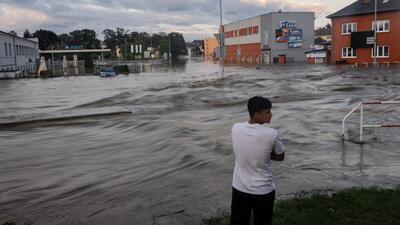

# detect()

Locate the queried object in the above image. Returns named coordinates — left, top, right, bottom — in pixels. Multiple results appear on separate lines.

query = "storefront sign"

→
left=280, top=21, right=296, bottom=28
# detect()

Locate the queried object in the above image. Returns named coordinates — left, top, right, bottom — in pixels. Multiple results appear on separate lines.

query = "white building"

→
left=0, top=31, right=39, bottom=73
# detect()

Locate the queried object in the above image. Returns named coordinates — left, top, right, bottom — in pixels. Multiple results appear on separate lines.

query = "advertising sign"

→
left=351, top=31, right=374, bottom=48
left=275, top=28, right=289, bottom=42
left=280, top=21, right=296, bottom=28
left=288, top=29, right=303, bottom=48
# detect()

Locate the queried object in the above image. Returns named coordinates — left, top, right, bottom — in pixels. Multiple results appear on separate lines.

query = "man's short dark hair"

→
left=247, top=96, right=272, bottom=118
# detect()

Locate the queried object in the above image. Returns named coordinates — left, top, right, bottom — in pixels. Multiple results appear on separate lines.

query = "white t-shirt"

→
left=231, top=122, right=285, bottom=195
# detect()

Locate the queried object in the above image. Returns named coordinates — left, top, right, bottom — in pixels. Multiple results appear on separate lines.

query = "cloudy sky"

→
left=0, top=0, right=354, bottom=41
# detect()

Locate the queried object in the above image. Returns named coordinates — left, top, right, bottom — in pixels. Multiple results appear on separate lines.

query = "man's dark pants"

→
left=231, top=187, right=275, bottom=225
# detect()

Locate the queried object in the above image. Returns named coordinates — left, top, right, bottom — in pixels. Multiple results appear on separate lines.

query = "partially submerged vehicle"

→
left=98, top=66, right=116, bottom=77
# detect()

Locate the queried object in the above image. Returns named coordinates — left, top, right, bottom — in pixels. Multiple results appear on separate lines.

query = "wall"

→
left=224, top=16, right=261, bottom=46
left=204, top=37, right=218, bottom=60
left=262, top=12, right=315, bottom=62
left=0, top=32, right=39, bottom=72
left=0, top=32, right=16, bottom=71
left=331, top=11, right=400, bottom=64
left=15, top=37, right=39, bottom=72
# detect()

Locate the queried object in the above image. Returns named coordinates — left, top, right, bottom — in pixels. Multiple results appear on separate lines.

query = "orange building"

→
left=204, top=36, right=218, bottom=60
left=327, top=0, right=400, bottom=65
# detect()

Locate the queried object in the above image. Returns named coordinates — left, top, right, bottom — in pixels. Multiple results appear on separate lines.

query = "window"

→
left=5, top=43, right=8, bottom=56
left=342, top=23, right=357, bottom=34
left=342, top=47, right=356, bottom=58
left=372, top=20, right=389, bottom=32
left=9, top=44, right=12, bottom=56
left=253, top=26, right=258, bottom=34
left=248, top=27, right=253, bottom=35
left=372, top=46, right=389, bottom=58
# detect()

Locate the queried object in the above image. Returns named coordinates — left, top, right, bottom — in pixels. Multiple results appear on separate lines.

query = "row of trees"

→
left=22, top=28, right=187, bottom=58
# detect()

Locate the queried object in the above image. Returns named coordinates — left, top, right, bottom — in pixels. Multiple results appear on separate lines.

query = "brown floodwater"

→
left=1, top=59, right=400, bottom=225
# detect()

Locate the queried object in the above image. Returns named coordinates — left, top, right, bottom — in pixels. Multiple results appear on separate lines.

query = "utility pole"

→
left=168, top=34, right=171, bottom=63
left=373, top=0, right=377, bottom=67
left=219, top=0, right=224, bottom=78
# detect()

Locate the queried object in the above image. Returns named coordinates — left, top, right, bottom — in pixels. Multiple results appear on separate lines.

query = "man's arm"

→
left=271, top=131, right=285, bottom=161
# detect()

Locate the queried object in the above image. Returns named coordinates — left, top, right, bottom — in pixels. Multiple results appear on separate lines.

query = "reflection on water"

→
left=1, top=59, right=400, bottom=225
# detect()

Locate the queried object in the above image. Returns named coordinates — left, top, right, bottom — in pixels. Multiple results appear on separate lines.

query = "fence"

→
left=341, top=101, right=400, bottom=143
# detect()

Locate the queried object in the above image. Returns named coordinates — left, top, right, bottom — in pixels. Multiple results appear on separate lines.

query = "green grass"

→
left=202, top=187, right=400, bottom=225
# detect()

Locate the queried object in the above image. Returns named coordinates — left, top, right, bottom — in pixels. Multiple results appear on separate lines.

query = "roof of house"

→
left=327, top=0, right=400, bottom=18
left=0, top=31, right=38, bottom=44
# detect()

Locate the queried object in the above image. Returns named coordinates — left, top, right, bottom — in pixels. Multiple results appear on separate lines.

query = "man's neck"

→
left=249, top=119, right=259, bottom=124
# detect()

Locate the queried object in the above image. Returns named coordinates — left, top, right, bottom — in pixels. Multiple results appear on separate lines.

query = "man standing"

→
left=231, top=96, right=285, bottom=225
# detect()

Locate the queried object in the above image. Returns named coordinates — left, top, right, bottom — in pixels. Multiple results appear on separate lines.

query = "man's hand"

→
left=271, top=151, right=284, bottom=161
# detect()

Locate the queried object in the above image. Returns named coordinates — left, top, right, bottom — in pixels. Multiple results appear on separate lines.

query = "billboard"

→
left=276, top=28, right=289, bottom=42
left=288, top=29, right=303, bottom=48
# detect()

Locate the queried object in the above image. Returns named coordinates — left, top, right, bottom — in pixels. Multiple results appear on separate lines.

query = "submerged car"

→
left=99, top=66, right=116, bottom=77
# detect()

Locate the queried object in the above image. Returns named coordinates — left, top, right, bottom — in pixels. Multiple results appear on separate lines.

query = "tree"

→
left=102, top=28, right=117, bottom=50
left=32, top=29, right=59, bottom=49
left=69, top=29, right=100, bottom=49
left=58, top=33, right=72, bottom=48
left=23, top=29, right=32, bottom=38
left=169, top=32, right=187, bottom=58
left=102, top=27, right=129, bottom=50
left=315, top=23, right=332, bottom=36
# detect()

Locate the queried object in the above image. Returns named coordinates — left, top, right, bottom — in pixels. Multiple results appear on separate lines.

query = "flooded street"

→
left=1, top=59, right=400, bottom=225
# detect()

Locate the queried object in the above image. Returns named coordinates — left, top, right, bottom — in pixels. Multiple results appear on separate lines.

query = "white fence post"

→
left=360, top=104, right=364, bottom=143
left=342, top=101, right=400, bottom=143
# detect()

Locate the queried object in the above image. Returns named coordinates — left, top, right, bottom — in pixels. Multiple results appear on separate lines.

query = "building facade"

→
left=0, top=31, right=39, bottom=73
left=223, top=12, right=315, bottom=64
left=204, top=36, right=218, bottom=60
left=328, top=0, right=400, bottom=64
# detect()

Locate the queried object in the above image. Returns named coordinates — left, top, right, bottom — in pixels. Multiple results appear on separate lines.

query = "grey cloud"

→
left=2, top=0, right=327, bottom=41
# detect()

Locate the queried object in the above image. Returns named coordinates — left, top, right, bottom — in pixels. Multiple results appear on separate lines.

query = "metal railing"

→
left=341, top=101, right=400, bottom=143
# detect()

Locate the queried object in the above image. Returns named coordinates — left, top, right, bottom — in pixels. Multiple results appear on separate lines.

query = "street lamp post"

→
left=227, top=12, right=240, bottom=65
left=219, top=0, right=224, bottom=78
left=168, top=34, right=172, bottom=65
left=168, top=35, right=171, bottom=58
